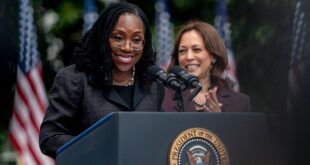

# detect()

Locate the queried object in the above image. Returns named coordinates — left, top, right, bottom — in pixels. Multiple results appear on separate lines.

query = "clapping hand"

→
left=203, top=87, right=222, bottom=112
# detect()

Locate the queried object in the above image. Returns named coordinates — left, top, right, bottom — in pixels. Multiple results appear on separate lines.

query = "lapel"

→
left=133, top=78, right=149, bottom=109
left=103, top=87, right=129, bottom=108
left=217, top=87, right=231, bottom=112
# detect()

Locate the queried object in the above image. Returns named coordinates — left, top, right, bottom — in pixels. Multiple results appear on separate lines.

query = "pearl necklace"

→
left=193, top=100, right=206, bottom=108
left=113, top=66, right=135, bottom=86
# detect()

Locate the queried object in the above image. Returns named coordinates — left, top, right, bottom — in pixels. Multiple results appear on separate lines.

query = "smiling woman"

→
left=109, top=13, right=145, bottom=81
left=162, top=20, right=251, bottom=113
left=38, top=1, right=165, bottom=159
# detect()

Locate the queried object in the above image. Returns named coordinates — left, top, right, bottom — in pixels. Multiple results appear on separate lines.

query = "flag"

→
left=287, top=0, right=308, bottom=113
left=8, top=0, right=54, bottom=164
left=289, top=0, right=306, bottom=67
left=287, top=1, right=310, bottom=162
left=155, top=0, right=174, bottom=70
left=214, top=0, right=239, bottom=91
left=83, top=0, right=99, bottom=34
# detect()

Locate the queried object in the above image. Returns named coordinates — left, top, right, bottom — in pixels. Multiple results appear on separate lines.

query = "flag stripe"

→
left=10, top=115, right=37, bottom=165
left=8, top=130, right=22, bottom=153
left=16, top=80, right=40, bottom=132
left=12, top=103, right=41, bottom=164
left=16, top=67, right=45, bottom=127
left=12, top=93, right=53, bottom=164
left=14, top=96, right=40, bottom=140
left=27, top=65, right=47, bottom=113
left=27, top=142, right=41, bottom=165
left=11, top=115, right=42, bottom=165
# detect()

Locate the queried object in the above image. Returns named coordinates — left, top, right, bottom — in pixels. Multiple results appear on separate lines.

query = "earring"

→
left=211, top=58, right=216, bottom=64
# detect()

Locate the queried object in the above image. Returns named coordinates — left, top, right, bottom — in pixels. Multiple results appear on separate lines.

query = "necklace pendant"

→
left=193, top=100, right=206, bottom=108
left=113, top=66, right=135, bottom=86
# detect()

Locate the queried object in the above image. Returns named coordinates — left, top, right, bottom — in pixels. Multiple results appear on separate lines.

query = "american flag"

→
left=83, top=0, right=98, bottom=34
left=214, top=0, right=239, bottom=91
left=287, top=1, right=310, bottom=161
left=287, top=0, right=308, bottom=112
left=8, top=0, right=54, bottom=164
left=155, top=0, right=174, bottom=70
left=290, top=0, right=306, bottom=67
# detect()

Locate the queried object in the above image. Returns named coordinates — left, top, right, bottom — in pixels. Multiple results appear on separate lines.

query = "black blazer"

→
left=162, top=87, right=251, bottom=112
left=39, top=65, right=164, bottom=158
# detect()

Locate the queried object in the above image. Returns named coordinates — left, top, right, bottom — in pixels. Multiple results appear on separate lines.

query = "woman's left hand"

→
left=204, top=87, right=222, bottom=112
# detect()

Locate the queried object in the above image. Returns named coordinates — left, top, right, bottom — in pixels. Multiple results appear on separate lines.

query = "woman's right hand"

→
left=203, top=87, right=222, bottom=112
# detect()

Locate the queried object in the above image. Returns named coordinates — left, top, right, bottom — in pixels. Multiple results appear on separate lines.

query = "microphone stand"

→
left=173, top=83, right=202, bottom=112
left=174, top=86, right=184, bottom=112
left=188, top=84, right=202, bottom=101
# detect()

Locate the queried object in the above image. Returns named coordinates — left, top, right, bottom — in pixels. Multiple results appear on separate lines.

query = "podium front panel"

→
left=56, top=112, right=275, bottom=165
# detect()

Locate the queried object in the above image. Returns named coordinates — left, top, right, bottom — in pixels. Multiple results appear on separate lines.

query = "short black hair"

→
left=73, top=1, right=155, bottom=88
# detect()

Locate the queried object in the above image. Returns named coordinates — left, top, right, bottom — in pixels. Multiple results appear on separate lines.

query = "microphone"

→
left=148, top=65, right=181, bottom=90
left=170, top=66, right=202, bottom=101
left=170, top=66, right=201, bottom=89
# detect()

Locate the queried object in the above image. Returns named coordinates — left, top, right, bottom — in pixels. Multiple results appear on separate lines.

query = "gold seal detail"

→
left=169, top=127, right=230, bottom=165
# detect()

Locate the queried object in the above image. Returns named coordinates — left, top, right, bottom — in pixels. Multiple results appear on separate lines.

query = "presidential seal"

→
left=169, top=127, right=230, bottom=165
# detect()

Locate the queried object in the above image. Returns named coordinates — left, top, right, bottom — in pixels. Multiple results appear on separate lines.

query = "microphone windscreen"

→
left=148, top=65, right=162, bottom=80
left=170, top=66, right=184, bottom=75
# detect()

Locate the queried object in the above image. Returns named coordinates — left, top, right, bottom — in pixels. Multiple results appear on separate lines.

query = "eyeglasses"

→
left=110, top=34, right=145, bottom=51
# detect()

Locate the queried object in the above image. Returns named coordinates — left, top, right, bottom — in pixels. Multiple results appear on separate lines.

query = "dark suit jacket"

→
left=39, top=65, right=164, bottom=158
left=162, top=86, right=251, bottom=112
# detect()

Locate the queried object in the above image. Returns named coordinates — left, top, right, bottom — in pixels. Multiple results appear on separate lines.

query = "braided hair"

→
left=73, top=1, right=155, bottom=88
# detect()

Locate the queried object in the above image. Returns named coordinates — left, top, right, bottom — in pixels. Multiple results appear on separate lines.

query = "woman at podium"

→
left=162, top=21, right=251, bottom=113
left=39, top=2, right=164, bottom=158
